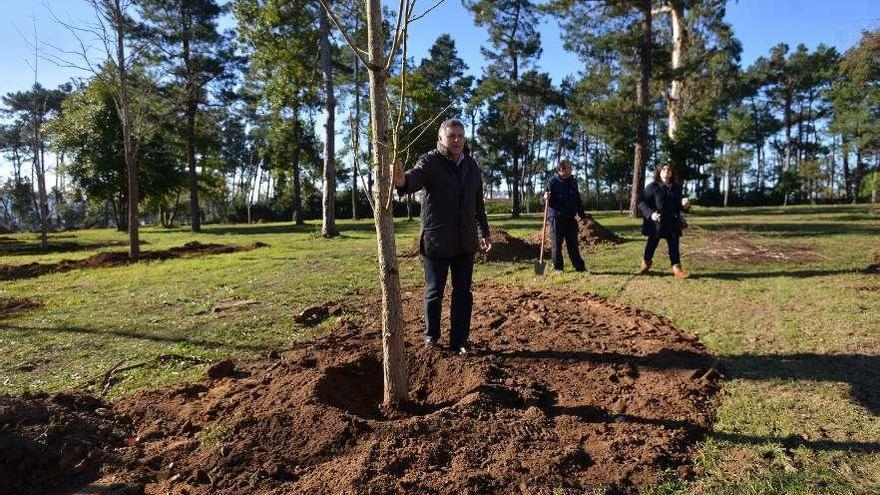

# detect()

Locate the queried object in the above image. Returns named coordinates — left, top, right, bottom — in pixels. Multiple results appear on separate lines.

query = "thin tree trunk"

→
left=292, top=118, right=304, bottom=225
left=112, top=0, right=140, bottom=259
left=320, top=6, right=338, bottom=237
left=629, top=0, right=651, bottom=217
left=352, top=50, right=361, bottom=221
left=182, top=7, right=200, bottom=232
left=365, top=0, right=408, bottom=406
left=783, top=87, right=793, bottom=172
left=655, top=2, right=685, bottom=141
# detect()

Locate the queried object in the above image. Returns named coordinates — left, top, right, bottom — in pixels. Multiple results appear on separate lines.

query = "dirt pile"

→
left=866, top=253, right=880, bottom=274
left=0, top=392, right=128, bottom=495
left=528, top=214, right=624, bottom=248
left=0, top=297, right=41, bottom=318
left=0, top=242, right=269, bottom=281
left=403, top=228, right=537, bottom=263
left=1, top=284, right=720, bottom=495
left=690, top=229, right=826, bottom=264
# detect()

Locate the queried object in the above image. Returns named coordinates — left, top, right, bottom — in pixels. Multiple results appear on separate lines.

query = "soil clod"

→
left=206, top=360, right=237, bottom=380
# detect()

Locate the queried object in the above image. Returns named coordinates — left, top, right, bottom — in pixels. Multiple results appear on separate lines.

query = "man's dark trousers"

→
left=422, top=253, right=474, bottom=347
left=550, top=216, right=586, bottom=271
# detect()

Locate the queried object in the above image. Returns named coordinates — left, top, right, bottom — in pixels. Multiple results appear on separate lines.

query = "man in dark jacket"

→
left=545, top=159, right=587, bottom=272
left=393, top=118, right=492, bottom=355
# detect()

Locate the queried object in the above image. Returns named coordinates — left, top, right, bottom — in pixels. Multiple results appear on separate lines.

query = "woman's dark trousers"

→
left=644, top=235, right=681, bottom=266
left=422, top=254, right=474, bottom=348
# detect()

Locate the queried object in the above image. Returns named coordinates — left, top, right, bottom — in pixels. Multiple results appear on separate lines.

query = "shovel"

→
left=534, top=193, right=550, bottom=275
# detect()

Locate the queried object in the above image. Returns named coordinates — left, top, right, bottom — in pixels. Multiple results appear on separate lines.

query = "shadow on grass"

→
left=550, top=406, right=880, bottom=453
left=723, top=353, right=880, bottom=415
left=690, top=222, right=880, bottom=237
left=494, top=348, right=880, bottom=417
left=489, top=347, right=714, bottom=370
left=687, top=269, right=859, bottom=280
left=589, top=269, right=857, bottom=279
left=0, top=322, right=274, bottom=354
left=688, top=205, right=871, bottom=217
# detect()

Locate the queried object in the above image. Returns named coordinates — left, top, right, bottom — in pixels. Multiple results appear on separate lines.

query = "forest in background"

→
left=1, top=0, right=878, bottom=236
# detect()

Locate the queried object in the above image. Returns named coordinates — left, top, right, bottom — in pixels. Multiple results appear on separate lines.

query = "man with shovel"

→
left=393, top=118, right=492, bottom=355
left=544, top=159, right=588, bottom=273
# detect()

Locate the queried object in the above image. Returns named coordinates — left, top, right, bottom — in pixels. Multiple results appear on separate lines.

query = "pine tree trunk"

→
left=365, top=0, right=408, bottom=407
left=292, top=118, right=304, bottom=225
left=114, top=0, right=140, bottom=260
left=352, top=50, right=361, bottom=221
left=629, top=0, right=652, bottom=218
left=182, top=10, right=201, bottom=232
left=665, top=2, right=684, bottom=141
left=320, top=6, right=338, bottom=237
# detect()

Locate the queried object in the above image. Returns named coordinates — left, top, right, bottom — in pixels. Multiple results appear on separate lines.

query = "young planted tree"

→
left=318, top=0, right=432, bottom=406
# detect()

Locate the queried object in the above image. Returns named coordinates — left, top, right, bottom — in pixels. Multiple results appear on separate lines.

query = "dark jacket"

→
left=638, top=181, right=688, bottom=238
left=397, top=149, right=490, bottom=258
left=546, top=175, right=586, bottom=219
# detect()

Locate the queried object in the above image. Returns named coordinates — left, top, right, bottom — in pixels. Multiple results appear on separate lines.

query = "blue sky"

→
left=2, top=0, right=878, bottom=96
left=1, top=0, right=878, bottom=177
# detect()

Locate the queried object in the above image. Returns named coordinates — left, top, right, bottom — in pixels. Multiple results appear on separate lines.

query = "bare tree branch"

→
left=316, top=0, right=371, bottom=69
left=408, top=0, right=446, bottom=24
left=385, top=0, right=409, bottom=70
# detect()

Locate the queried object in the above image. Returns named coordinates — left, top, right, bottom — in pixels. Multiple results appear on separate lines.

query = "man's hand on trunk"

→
left=393, top=161, right=405, bottom=188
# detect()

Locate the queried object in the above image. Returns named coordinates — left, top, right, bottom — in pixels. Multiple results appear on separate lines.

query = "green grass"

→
left=2, top=204, right=879, bottom=494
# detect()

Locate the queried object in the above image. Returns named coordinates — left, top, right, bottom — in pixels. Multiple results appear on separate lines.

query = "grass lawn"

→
left=2, top=204, right=879, bottom=494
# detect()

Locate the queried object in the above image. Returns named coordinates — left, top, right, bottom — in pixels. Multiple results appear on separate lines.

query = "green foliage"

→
left=45, top=68, right=185, bottom=229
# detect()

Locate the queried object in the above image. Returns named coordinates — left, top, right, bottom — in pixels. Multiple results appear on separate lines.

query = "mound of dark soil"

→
left=0, top=238, right=149, bottom=256
left=0, top=242, right=269, bottom=281
left=402, top=228, right=537, bottom=263
left=2, top=284, right=720, bottom=495
left=691, top=229, right=826, bottom=264
left=0, top=392, right=129, bottom=495
left=866, top=253, right=880, bottom=274
left=528, top=214, right=624, bottom=248
left=0, top=297, right=41, bottom=318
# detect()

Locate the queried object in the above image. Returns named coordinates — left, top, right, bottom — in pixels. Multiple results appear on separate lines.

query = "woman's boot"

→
left=672, top=264, right=689, bottom=279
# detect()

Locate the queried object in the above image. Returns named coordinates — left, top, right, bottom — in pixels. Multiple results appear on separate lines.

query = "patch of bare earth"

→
left=0, top=242, right=269, bottom=281
left=865, top=253, right=880, bottom=274
left=690, top=229, right=826, bottom=264
left=0, top=297, right=41, bottom=318
left=2, top=284, right=721, bottom=495
left=527, top=214, right=625, bottom=249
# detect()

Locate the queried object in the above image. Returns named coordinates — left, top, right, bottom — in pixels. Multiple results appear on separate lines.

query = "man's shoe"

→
left=672, top=264, right=689, bottom=279
left=638, top=260, right=651, bottom=275
left=425, top=337, right=438, bottom=348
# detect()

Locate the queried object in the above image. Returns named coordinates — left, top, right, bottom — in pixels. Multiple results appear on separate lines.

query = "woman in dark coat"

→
left=637, top=163, right=691, bottom=278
